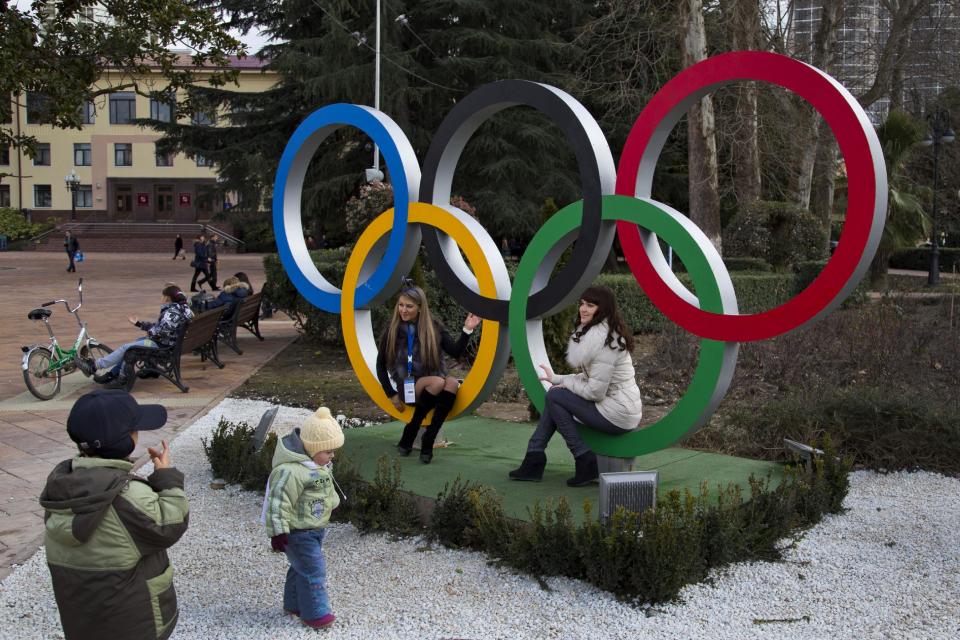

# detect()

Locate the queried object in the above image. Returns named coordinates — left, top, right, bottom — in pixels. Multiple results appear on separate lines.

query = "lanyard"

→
left=406, top=323, right=415, bottom=376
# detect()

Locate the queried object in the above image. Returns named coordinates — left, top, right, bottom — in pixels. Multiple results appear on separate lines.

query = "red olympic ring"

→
left=616, top=51, right=886, bottom=342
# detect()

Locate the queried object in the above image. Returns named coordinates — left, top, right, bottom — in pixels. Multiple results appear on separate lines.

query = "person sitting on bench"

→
left=76, top=284, right=194, bottom=387
left=205, top=276, right=250, bottom=321
left=509, top=285, right=643, bottom=486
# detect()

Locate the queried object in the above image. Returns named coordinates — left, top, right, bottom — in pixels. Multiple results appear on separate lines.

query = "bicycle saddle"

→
left=27, top=308, right=52, bottom=321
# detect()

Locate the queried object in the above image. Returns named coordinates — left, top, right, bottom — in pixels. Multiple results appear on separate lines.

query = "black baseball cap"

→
left=67, top=389, right=167, bottom=459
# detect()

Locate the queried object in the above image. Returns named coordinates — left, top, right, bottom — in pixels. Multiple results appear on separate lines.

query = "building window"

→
left=26, top=92, right=52, bottom=124
left=114, top=143, right=132, bottom=167
left=192, top=110, right=216, bottom=126
left=34, top=143, right=51, bottom=166
left=109, top=92, right=136, bottom=124
left=150, top=96, right=174, bottom=123
left=74, top=186, right=93, bottom=208
left=34, top=185, right=52, bottom=208
left=196, top=154, right=211, bottom=167
left=0, top=97, right=11, bottom=125
left=79, top=101, right=95, bottom=125
left=155, top=146, right=174, bottom=167
left=0, top=145, right=8, bottom=165
left=74, top=143, right=92, bottom=166
left=0, top=185, right=10, bottom=208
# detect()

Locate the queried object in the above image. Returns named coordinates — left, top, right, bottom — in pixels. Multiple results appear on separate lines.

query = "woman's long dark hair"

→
left=572, top=285, right=635, bottom=352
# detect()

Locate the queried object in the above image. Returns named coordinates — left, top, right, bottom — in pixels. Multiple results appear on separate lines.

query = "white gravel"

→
left=1, top=398, right=958, bottom=639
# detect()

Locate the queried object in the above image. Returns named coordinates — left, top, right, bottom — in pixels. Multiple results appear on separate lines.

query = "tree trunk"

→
left=795, top=0, right=843, bottom=210
left=811, top=120, right=838, bottom=253
left=726, top=0, right=762, bottom=208
left=868, top=245, right=892, bottom=290
left=680, top=0, right=722, bottom=252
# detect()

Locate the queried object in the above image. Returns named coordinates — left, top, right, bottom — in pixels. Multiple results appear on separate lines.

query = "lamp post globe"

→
left=64, top=169, right=80, bottom=221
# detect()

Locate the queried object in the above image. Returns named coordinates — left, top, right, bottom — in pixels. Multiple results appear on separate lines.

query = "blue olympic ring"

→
left=273, top=103, right=421, bottom=312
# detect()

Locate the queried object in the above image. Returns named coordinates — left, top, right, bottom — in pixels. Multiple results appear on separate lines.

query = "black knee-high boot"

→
left=419, top=390, right=457, bottom=463
left=397, top=390, right=439, bottom=455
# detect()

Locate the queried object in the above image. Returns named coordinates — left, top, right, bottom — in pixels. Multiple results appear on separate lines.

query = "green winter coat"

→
left=264, top=428, right=340, bottom=537
left=39, top=456, right=189, bottom=640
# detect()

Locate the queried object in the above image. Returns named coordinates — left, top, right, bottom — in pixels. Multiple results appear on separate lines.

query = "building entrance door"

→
left=156, top=185, right=174, bottom=219
left=115, top=185, right=133, bottom=219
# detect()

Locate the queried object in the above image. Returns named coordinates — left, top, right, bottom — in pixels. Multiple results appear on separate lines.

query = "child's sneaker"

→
left=302, top=614, right=336, bottom=629
left=283, top=609, right=299, bottom=617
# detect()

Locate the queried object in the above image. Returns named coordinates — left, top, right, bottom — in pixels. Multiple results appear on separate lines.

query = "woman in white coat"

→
left=509, top=285, right=643, bottom=486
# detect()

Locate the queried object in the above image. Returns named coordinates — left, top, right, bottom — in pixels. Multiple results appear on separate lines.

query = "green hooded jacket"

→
left=263, top=428, right=340, bottom=537
left=39, top=456, right=189, bottom=640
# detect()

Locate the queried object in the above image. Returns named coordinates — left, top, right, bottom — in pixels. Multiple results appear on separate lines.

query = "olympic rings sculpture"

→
left=273, top=51, right=888, bottom=457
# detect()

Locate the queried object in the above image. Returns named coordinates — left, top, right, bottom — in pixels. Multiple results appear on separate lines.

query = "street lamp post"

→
left=921, top=108, right=955, bottom=286
left=64, top=169, right=80, bottom=222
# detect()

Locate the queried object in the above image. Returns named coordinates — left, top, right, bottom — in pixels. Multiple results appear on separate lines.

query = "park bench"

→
left=122, top=307, right=226, bottom=392
left=217, top=292, right=265, bottom=355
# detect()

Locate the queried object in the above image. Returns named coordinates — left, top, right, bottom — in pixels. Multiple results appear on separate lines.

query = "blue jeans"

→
left=95, top=337, right=157, bottom=374
left=527, top=387, right=628, bottom=458
left=283, top=529, right=331, bottom=620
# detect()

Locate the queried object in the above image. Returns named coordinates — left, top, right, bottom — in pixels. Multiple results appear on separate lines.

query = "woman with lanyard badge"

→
left=375, top=281, right=481, bottom=463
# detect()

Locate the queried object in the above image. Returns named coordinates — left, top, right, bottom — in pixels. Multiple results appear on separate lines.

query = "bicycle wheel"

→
left=82, top=341, right=113, bottom=369
left=23, top=347, right=62, bottom=400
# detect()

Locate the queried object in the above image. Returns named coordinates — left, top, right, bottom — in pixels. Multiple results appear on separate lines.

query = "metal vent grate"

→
left=599, top=471, right=658, bottom=523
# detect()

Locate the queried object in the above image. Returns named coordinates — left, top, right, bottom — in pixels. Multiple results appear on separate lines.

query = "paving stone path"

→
left=0, top=251, right=298, bottom=579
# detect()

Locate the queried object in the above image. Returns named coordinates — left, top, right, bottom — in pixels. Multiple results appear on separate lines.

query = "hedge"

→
left=204, top=421, right=851, bottom=605
left=889, top=247, right=960, bottom=274
left=264, top=250, right=799, bottom=339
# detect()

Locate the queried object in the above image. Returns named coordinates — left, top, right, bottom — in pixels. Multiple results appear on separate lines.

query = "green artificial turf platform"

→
left=339, top=416, right=783, bottom=524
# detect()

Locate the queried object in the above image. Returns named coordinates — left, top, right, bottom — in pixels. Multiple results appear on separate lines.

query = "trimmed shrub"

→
left=349, top=456, right=421, bottom=536
left=596, top=272, right=795, bottom=333
left=263, top=249, right=488, bottom=342
left=265, top=248, right=798, bottom=339
left=723, top=256, right=772, bottom=272
left=201, top=418, right=276, bottom=491
left=0, top=208, right=58, bottom=243
left=722, top=200, right=827, bottom=269
left=889, top=247, right=960, bottom=273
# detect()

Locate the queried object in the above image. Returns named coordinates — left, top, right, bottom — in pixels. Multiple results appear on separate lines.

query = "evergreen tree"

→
left=156, top=0, right=596, bottom=243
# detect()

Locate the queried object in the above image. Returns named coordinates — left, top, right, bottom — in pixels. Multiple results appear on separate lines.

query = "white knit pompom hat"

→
left=300, top=407, right=344, bottom=457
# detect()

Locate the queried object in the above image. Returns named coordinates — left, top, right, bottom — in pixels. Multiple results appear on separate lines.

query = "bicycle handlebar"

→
left=42, top=301, right=56, bottom=307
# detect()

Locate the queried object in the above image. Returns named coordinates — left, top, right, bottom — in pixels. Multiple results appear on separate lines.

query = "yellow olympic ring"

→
left=341, top=202, right=502, bottom=422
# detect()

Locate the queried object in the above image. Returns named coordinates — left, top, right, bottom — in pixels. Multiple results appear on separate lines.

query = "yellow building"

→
left=1, top=56, right=277, bottom=223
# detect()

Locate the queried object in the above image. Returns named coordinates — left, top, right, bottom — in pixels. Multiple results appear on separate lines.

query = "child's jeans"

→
left=283, top=528, right=331, bottom=619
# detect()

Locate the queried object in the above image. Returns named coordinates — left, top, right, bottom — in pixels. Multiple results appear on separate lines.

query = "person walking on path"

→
left=39, top=388, right=189, bottom=640
left=190, top=234, right=210, bottom=292
left=263, top=407, right=344, bottom=631
left=173, top=234, right=184, bottom=260
left=207, top=233, right=220, bottom=290
left=64, top=231, right=79, bottom=272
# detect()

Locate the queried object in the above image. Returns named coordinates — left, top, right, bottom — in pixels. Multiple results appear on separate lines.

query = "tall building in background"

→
left=791, top=0, right=960, bottom=124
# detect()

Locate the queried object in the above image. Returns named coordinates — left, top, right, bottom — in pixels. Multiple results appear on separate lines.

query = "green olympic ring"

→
left=509, top=195, right=739, bottom=457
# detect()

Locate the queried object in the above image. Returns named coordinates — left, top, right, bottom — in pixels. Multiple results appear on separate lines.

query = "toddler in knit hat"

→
left=263, top=407, right=344, bottom=630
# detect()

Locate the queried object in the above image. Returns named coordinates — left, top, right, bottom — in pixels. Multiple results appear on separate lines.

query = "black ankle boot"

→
left=567, top=451, right=599, bottom=487
left=397, top=390, right=438, bottom=455
left=419, top=390, right=456, bottom=463
left=509, top=451, right=547, bottom=482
